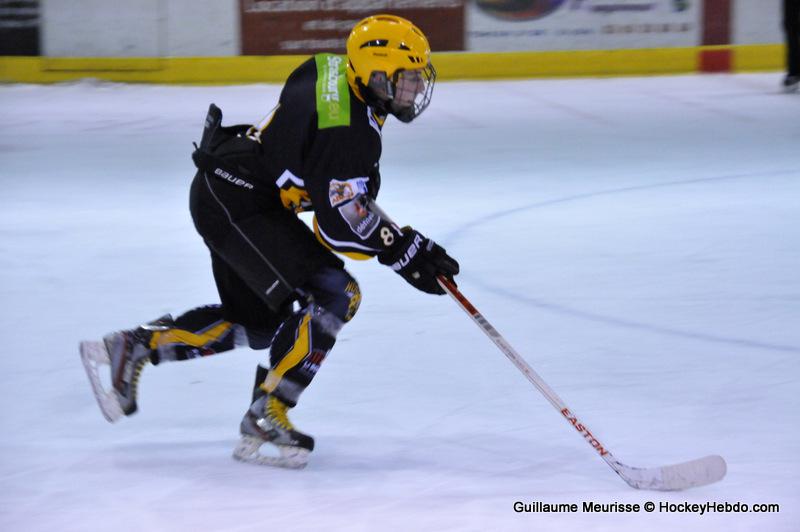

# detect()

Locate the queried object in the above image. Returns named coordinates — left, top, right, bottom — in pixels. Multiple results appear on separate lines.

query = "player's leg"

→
left=190, top=169, right=351, bottom=465
left=80, top=307, right=242, bottom=421
left=86, top=247, right=289, bottom=419
left=86, top=303, right=252, bottom=419
left=235, top=267, right=361, bottom=467
left=260, top=266, right=360, bottom=407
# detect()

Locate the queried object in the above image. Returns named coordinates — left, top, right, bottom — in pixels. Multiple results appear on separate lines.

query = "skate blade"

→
left=79, top=340, right=124, bottom=423
left=232, top=436, right=310, bottom=469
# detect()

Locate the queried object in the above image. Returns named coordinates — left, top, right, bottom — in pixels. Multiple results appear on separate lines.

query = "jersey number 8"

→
left=380, top=227, right=395, bottom=247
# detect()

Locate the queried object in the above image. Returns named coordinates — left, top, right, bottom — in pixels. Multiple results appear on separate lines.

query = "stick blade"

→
left=618, top=455, right=727, bottom=491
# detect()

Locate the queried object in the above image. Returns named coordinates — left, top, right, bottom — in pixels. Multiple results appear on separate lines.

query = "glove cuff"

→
left=377, top=230, right=426, bottom=270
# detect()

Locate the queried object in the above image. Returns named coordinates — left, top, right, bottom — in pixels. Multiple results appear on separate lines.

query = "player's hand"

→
left=378, top=228, right=459, bottom=295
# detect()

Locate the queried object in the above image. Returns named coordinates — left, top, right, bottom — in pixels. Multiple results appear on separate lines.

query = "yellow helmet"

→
left=346, top=15, right=436, bottom=123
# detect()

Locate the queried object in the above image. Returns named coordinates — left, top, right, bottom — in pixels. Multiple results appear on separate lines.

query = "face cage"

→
left=391, top=63, right=436, bottom=123
left=366, top=63, right=436, bottom=123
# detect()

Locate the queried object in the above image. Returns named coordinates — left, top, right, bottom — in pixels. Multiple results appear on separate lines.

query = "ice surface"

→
left=1, top=74, right=798, bottom=531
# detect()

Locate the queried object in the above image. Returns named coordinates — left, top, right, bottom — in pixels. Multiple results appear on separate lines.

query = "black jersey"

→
left=250, top=54, right=402, bottom=261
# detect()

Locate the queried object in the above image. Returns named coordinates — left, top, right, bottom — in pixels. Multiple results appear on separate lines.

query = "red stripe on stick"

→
left=437, top=276, right=478, bottom=315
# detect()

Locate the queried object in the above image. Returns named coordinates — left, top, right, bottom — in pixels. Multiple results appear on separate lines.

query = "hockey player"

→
left=79, top=14, right=459, bottom=469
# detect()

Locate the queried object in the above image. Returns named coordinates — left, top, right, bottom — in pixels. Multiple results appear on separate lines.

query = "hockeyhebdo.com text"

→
left=513, top=501, right=780, bottom=515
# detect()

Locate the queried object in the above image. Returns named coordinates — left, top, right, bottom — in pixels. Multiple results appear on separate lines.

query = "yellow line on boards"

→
left=0, top=45, right=785, bottom=84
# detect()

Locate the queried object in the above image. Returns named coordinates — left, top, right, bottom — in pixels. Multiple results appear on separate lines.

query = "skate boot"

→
left=783, top=74, right=800, bottom=93
left=103, top=329, right=153, bottom=416
left=79, top=315, right=172, bottom=422
left=233, top=392, right=314, bottom=469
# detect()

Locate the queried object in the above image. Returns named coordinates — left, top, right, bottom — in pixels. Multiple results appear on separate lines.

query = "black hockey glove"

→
left=378, top=229, right=459, bottom=295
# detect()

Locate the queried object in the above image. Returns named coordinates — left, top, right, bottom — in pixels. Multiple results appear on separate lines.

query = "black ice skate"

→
left=233, top=394, right=314, bottom=469
left=79, top=316, right=171, bottom=422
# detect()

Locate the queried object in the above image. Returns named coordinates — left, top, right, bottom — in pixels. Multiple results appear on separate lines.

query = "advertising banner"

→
left=240, top=0, right=466, bottom=55
left=467, top=0, right=701, bottom=51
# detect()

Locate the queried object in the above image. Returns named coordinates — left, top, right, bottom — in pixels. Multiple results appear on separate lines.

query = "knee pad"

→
left=342, top=278, right=361, bottom=322
left=304, top=268, right=361, bottom=323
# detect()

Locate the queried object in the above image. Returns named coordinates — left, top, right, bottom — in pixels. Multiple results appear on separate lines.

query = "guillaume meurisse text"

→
left=513, top=501, right=780, bottom=514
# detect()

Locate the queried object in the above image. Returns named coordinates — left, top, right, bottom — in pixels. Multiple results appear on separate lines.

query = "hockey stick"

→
left=436, top=276, right=726, bottom=491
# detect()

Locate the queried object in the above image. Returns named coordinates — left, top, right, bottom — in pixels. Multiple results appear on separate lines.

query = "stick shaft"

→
left=437, top=276, right=621, bottom=471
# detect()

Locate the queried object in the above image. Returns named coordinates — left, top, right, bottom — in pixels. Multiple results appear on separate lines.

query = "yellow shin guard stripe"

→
left=149, top=321, right=232, bottom=350
left=262, top=312, right=312, bottom=393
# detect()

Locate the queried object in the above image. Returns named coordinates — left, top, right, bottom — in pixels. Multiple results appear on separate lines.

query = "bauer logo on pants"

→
left=213, top=168, right=254, bottom=190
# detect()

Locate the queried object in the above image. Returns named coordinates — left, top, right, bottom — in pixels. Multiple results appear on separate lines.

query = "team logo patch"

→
left=329, top=177, right=370, bottom=207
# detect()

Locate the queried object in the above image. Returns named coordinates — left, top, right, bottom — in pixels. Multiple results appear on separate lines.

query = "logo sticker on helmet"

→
left=315, top=53, right=351, bottom=129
